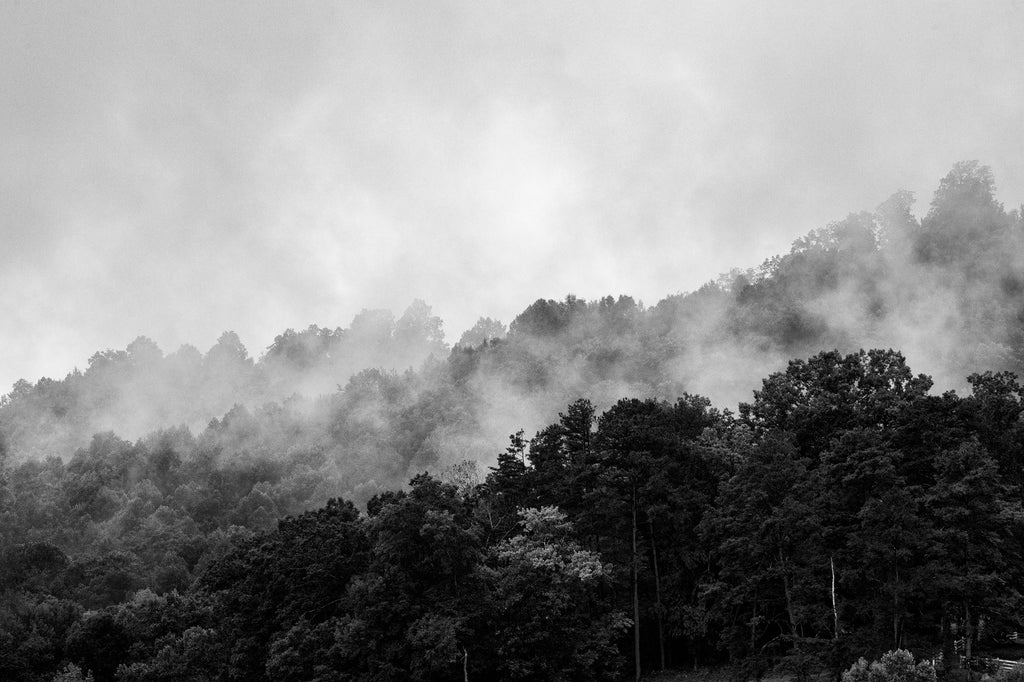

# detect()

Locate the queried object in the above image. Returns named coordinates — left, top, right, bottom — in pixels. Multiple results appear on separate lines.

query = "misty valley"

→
left=3, top=162, right=1024, bottom=681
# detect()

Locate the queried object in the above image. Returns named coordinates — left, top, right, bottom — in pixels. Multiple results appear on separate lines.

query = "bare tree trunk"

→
left=941, top=607, right=955, bottom=671
left=778, top=548, right=799, bottom=649
left=649, top=517, right=666, bottom=670
left=750, top=598, right=758, bottom=652
left=463, top=648, right=469, bottom=682
left=964, top=600, right=973, bottom=662
left=964, top=537, right=973, bottom=666
left=893, top=560, right=900, bottom=650
left=893, top=604, right=900, bottom=651
left=633, top=485, right=642, bottom=682
left=831, top=555, right=839, bottom=640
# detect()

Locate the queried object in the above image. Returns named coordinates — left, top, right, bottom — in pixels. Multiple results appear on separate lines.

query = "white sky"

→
left=2, top=1, right=1023, bottom=391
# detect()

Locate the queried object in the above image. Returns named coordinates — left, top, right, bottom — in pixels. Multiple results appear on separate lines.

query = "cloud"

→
left=2, top=1, right=1023, bottom=391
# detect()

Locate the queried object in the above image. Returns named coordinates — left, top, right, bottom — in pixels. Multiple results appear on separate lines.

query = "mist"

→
left=7, top=5, right=1024, bottom=680
left=1, top=162, right=1020, bottom=513
left=3, top=154, right=1024, bottom=679
left=4, top=2, right=1024, bottom=399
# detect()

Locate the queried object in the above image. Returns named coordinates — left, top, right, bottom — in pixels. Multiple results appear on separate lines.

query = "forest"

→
left=1, top=161, right=1023, bottom=681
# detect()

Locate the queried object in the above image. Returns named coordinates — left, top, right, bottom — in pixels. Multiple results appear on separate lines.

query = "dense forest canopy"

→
left=2, top=162, right=1024, bottom=680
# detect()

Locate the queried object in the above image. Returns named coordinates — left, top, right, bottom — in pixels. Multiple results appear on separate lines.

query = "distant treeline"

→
left=1, top=349, right=1023, bottom=680
left=3, top=161, right=1024, bottom=493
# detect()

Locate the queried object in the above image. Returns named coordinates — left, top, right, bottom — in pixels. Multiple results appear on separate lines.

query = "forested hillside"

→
left=2, top=162, right=1024, bottom=680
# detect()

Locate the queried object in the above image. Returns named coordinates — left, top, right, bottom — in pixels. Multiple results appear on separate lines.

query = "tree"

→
left=925, top=440, right=1024, bottom=661
left=966, top=371, right=1024, bottom=501
left=582, top=397, right=718, bottom=677
left=394, top=300, right=448, bottom=368
left=525, top=398, right=595, bottom=510
left=508, top=297, right=586, bottom=338
left=456, top=317, right=507, bottom=349
left=192, top=497, right=369, bottom=679
left=741, top=349, right=932, bottom=459
left=65, top=609, right=133, bottom=680
left=477, top=507, right=627, bottom=681
left=703, top=432, right=830, bottom=677
left=51, top=663, right=94, bottom=682
left=344, top=474, right=482, bottom=680
left=916, top=161, right=1007, bottom=268
left=841, top=649, right=936, bottom=682
left=824, top=429, right=931, bottom=653
left=485, top=431, right=530, bottom=513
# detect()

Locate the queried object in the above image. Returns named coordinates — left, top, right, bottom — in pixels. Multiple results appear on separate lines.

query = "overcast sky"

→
left=2, top=1, right=1023, bottom=391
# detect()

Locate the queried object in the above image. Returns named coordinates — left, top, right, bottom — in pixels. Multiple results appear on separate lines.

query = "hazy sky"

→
left=3, top=1, right=1023, bottom=392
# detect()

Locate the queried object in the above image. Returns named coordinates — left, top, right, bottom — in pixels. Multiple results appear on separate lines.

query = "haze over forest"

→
left=4, top=3, right=1024, bottom=681
left=3, top=160, right=1023, bottom=497
left=2, top=162, right=1024, bottom=681
left=2, top=2, right=1023, bottom=395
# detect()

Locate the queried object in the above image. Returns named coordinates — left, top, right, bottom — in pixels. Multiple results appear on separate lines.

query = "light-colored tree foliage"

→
left=842, top=649, right=937, bottom=682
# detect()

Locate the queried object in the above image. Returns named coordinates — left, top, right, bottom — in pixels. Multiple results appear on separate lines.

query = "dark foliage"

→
left=1, top=163, right=1023, bottom=680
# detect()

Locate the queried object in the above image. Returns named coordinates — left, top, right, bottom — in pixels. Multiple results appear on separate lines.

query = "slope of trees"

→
left=1, top=350, right=1023, bottom=680
left=1, top=162, right=1024, bottom=679
left=4, top=163, right=1023, bottom=481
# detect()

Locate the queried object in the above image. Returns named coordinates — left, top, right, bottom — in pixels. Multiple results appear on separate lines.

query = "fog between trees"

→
left=1, top=161, right=1023, bottom=680
left=3, top=161, right=1021, bottom=492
